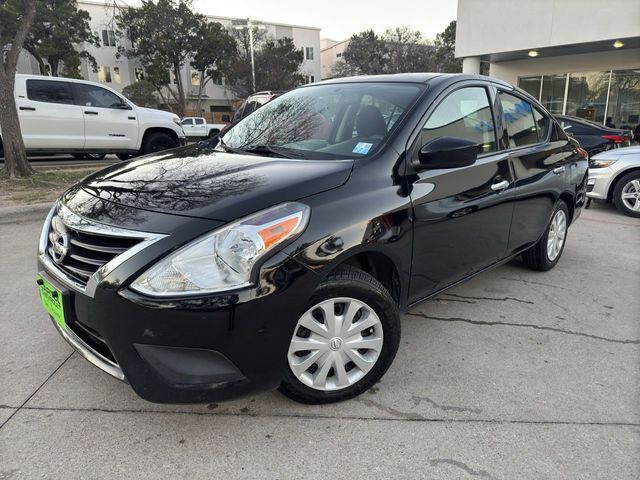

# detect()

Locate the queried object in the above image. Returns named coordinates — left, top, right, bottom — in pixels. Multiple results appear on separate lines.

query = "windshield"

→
left=220, top=83, right=424, bottom=159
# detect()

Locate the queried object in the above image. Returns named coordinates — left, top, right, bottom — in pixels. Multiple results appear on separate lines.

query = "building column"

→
left=462, top=56, right=481, bottom=74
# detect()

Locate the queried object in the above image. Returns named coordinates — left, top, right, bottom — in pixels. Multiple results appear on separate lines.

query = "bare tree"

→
left=0, top=0, right=37, bottom=178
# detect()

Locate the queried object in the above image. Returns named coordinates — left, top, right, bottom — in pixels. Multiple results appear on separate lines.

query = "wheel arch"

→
left=606, top=167, right=640, bottom=202
left=558, top=191, right=575, bottom=224
left=140, top=127, right=180, bottom=148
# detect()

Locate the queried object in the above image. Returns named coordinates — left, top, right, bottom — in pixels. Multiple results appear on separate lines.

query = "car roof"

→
left=315, top=73, right=512, bottom=88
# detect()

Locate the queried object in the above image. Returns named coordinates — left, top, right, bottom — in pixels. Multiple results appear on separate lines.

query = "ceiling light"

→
left=528, top=50, right=539, bottom=57
left=613, top=40, right=624, bottom=48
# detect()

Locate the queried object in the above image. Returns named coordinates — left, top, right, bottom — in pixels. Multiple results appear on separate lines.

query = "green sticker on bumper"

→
left=37, top=274, right=66, bottom=328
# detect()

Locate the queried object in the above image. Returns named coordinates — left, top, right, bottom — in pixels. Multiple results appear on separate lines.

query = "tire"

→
left=208, top=130, right=219, bottom=139
left=141, top=132, right=177, bottom=155
left=522, top=200, right=569, bottom=271
left=72, top=154, right=86, bottom=160
left=116, top=153, right=136, bottom=161
left=85, top=153, right=106, bottom=161
left=612, top=171, right=640, bottom=218
left=279, top=265, right=400, bottom=404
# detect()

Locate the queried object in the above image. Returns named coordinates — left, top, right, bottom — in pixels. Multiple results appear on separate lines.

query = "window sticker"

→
left=352, top=142, right=373, bottom=155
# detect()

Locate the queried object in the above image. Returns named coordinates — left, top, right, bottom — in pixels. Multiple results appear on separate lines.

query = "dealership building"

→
left=456, top=0, right=640, bottom=129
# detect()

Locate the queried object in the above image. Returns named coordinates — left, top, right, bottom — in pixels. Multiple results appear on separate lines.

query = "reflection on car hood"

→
left=79, top=144, right=354, bottom=221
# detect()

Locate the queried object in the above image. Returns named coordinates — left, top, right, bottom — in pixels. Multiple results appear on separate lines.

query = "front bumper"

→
left=587, top=167, right=614, bottom=200
left=38, top=202, right=320, bottom=403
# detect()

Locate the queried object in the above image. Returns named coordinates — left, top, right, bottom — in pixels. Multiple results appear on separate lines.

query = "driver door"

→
left=72, top=82, right=139, bottom=150
left=407, top=84, right=515, bottom=301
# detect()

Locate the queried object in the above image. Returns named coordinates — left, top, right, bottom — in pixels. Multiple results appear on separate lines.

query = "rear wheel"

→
left=141, top=132, right=177, bottom=155
left=522, top=201, right=569, bottom=271
left=279, top=266, right=400, bottom=404
left=612, top=171, right=640, bottom=218
left=116, top=153, right=135, bottom=161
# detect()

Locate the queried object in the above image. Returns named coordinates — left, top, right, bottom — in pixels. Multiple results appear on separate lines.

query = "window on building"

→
left=113, top=66, right=121, bottom=84
left=307, top=75, right=315, bottom=84
left=98, top=66, right=112, bottom=83
left=607, top=69, right=640, bottom=129
left=336, top=52, right=342, bottom=58
left=305, top=47, right=314, bottom=61
left=421, top=87, right=496, bottom=154
left=191, top=70, right=200, bottom=86
left=565, top=71, right=609, bottom=124
left=26, top=79, right=74, bottom=104
left=540, top=74, right=566, bottom=114
left=102, top=29, right=116, bottom=47
left=518, top=76, right=542, bottom=100
left=499, top=91, right=539, bottom=148
left=135, top=67, right=145, bottom=81
left=74, top=83, right=123, bottom=109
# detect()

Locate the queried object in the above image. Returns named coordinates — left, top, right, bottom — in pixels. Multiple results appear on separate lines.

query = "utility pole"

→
left=234, top=18, right=266, bottom=93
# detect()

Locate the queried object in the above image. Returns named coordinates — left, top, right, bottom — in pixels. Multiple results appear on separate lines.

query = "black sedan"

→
left=36, top=74, right=588, bottom=405
left=555, top=114, right=632, bottom=157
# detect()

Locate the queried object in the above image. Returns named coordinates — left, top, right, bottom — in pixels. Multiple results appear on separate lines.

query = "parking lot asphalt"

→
left=1, top=202, right=638, bottom=479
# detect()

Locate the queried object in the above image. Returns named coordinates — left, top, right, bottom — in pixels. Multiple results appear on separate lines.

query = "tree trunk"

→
left=173, top=65, right=186, bottom=117
left=0, top=79, right=34, bottom=178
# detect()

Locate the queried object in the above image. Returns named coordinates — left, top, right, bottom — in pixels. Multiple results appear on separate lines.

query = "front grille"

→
left=46, top=212, right=142, bottom=287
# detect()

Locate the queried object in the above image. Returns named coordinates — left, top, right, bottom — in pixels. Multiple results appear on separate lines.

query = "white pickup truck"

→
left=180, top=117, right=228, bottom=139
left=0, top=74, right=186, bottom=160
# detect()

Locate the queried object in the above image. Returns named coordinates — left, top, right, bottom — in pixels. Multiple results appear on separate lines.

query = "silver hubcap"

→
left=287, top=297, right=384, bottom=391
left=546, top=209, right=567, bottom=262
left=620, top=179, right=640, bottom=212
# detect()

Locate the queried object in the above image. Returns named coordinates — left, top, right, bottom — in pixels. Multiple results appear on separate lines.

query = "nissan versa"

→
left=37, top=73, right=588, bottom=404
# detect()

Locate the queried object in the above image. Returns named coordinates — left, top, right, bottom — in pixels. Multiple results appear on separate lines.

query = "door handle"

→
left=553, top=166, right=566, bottom=174
left=84, top=110, right=98, bottom=115
left=19, top=106, right=36, bottom=111
left=491, top=180, right=509, bottom=192
left=127, top=116, right=136, bottom=120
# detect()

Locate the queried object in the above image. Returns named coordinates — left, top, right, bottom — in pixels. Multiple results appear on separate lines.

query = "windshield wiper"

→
left=217, top=137, right=257, bottom=155
left=239, top=145, right=308, bottom=159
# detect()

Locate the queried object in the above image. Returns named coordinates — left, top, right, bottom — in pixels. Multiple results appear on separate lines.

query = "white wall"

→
left=456, top=0, right=640, bottom=58
left=320, top=38, right=349, bottom=79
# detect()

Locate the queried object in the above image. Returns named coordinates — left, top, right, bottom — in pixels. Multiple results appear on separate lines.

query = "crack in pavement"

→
left=444, top=293, right=534, bottom=305
left=500, top=276, right=571, bottom=291
left=411, top=395, right=482, bottom=414
left=357, top=398, right=425, bottom=420
left=406, top=312, right=640, bottom=345
left=430, top=458, right=496, bottom=479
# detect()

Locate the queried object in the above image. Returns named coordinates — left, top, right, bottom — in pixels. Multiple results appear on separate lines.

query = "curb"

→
left=0, top=202, right=53, bottom=225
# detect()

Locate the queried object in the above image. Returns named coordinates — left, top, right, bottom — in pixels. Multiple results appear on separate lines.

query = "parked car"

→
left=36, top=73, right=587, bottom=405
left=587, top=145, right=640, bottom=217
left=0, top=74, right=186, bottom=161
left=180, top=117, right=228, bottom=139
left=556, top=114, right=632, bottom=157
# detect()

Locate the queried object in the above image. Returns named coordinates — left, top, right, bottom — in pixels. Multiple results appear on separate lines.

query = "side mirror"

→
left=221, top=114, right=231, bottom=123
left=415, top=136, right=479, bottom=170
left=114, top=102, right=132, bottom=110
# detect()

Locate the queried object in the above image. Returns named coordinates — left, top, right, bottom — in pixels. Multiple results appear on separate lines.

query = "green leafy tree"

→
left=116, top=0, right=205, bottom=116
left=122, top=80, right=158, bottom=107
left=22, top=0, right=99, bottom=78
left=255, top=38, right=304, bottom=91
left=333, top=30, right=387, bottom=77
left=0, top=0, right=37, bottom=178
left=434, top=20, right=462, bottom=73
left=190, top=21, right=237, bottom=111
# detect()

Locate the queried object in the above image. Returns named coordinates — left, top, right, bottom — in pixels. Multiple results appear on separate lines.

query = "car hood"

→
left=592, top=145, right=640, bottom=160
left=79, top=143, right=354, bottom=221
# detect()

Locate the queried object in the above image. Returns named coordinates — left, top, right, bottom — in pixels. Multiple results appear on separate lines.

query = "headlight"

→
left=172, top=116, right=181, bottom=125
left=130, top=202, right=310, bottom=297
left=589, top=158, right=617, bottom=168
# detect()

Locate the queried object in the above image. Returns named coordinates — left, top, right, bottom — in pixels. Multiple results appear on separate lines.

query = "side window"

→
left=74, top=83, right=123, bottom=109
left=26, top=80, right=74, bottom=105
left=420, top=87, right=496, bottom=154
left=181, top=118, right=193, bottom=125
left=533, top=109, right=550, bottom=141
left=498, top=91, right=539, bottom=148
left=194, top=118, right=205, bottom=125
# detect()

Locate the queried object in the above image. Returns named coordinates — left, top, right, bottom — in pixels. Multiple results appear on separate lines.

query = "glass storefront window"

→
left=540, top=74, right=566, bottom=114
left=565, top=72, right=609, bottom=124
left=518, top=76, right=542, bottom=100
left=607, top=69, right=640, bottom=130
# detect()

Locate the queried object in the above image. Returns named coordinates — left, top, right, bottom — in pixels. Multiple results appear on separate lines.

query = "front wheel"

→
left=116, top=153, right=136, bottom=161
left=522, top=201, right=569, bottom=271
left=612, top=171, right=640, bottom=218
left=279, top=266, right=400, bottom=404
left=141, top=132, right=177, bottom=155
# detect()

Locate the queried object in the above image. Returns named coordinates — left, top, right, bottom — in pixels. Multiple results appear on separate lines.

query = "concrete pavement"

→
left=1, top=202, right=638, bottom=479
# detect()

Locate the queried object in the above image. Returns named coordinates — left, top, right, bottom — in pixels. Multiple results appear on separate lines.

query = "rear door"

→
left=193, top=117, right=206, bottom=136
left=17, top=78, right=84, bottom=149
left=72, top=82, right=139, bottom=150
left=498, top=90, right=572, bottom=254
left=408, top=84, right=515, bottom=300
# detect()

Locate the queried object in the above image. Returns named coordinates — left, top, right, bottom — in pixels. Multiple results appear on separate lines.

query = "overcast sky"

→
left=193, top=0, right=458, bottom=41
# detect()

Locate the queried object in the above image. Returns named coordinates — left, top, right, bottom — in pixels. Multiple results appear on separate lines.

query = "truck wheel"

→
left=141, top=132, right=177, bottom=155
left=612, top=171, right=640, bottom=218
left=85, top=153, right=106, bottom=160
left=116, top=153, right=135, bottom=161
left=208, top=130, right=219, bottom=139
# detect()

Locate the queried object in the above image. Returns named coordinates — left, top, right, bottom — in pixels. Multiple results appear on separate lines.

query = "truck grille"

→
left=46, top=212, right=142, bottom=287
